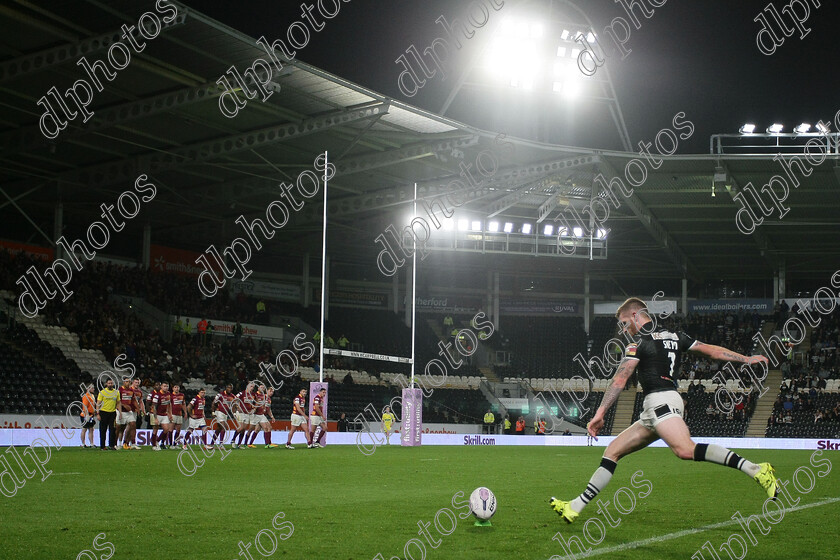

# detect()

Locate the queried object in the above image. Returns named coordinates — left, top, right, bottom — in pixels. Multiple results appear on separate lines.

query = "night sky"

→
left=182, top=0, right=840, bottom=153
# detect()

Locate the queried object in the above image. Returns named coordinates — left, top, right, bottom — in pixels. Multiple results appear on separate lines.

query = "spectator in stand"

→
left=234, top=321, right=243, bottom=346
left=206, top=321, right=214, bottom=343
left=735, top=398, right=746, bottom=421
left=183, top=318, right=192, bottom=342
left=174, top=316, right=183, bottom=339
left=783, top=398, right=794, bottom=414
left=504, top=414, right=511, bottom=435
left=325, top=334, right=335, bottom=348
left=256, top=299, right=266, bottom=323
left=197, top=318, right=208, bottom=346
left=338, top=334, right=349, bottom=349
left=515, top=416, right=525, bottom=435
left=337, top=412, right=349, bottom=432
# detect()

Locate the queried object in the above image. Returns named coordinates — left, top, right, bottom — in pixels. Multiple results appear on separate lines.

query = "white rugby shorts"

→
left=637, top=390, right=684, bottom=431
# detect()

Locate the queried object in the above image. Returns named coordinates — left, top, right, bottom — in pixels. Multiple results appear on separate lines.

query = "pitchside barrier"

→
left=1, top=429, right=836, bottom=450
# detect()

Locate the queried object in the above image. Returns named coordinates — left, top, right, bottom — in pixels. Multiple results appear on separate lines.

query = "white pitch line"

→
left=568, top=496, right=840, bottom=558
left=52, top=472, right=82, bottom=476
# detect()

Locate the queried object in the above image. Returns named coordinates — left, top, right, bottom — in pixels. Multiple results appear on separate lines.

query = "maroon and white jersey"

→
left=214, top=391, right=235, bottom=415
left=171, top=392, right=185, bottom=416
left=146, top=389, right=157, bottom=411
left=237, top=391, right=255, bottom=413
left=311, top=394, right=324, bottom=416
left=152, top=391, right=171, bottom=416
left=292, top=393, right=306, bottom=415
left=189, top=396, right=205, bottom=419
left=255, top=393, right=271, bottom=416
left=132, top=388, right=143, bottom=412
left=119, top=386, right=134, bottom=412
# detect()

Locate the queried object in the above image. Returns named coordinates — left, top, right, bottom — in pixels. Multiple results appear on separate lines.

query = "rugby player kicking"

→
left=550, top=297, right=779, bottom=523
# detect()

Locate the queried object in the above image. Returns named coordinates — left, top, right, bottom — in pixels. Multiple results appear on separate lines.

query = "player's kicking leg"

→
left=550, top=421, right=657, bottom=523
left=655, top=416, right=778, bottom=498
left=551, top=416, right=778, bottom=524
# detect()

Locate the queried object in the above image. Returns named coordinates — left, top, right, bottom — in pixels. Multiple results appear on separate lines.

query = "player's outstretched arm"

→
left=690, top=342, right=769, bottom=365
left=596, top=358, right=638, bottom=414
left=588, top=358, right=638, bottom=438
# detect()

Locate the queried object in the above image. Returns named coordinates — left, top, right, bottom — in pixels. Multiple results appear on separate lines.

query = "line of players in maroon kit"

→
left=113, top=378, right=328, bottom=450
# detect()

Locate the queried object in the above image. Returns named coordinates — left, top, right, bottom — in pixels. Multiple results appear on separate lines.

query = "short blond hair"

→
left=615, top=297, right=647, bottom=319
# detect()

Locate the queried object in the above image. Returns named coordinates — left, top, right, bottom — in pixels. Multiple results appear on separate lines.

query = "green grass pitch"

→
left=0, top=445, right=837, bottom=559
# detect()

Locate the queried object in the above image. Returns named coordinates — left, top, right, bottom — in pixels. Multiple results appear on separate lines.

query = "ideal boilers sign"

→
left=688, top=299, right=774, bottom=314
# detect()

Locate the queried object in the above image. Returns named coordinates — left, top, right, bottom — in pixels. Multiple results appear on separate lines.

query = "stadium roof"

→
left=1, top=1, right=838, bottom=288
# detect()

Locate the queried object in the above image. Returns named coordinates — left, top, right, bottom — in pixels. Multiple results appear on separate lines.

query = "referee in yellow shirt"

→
left=96, top=378, right=119, bottom=450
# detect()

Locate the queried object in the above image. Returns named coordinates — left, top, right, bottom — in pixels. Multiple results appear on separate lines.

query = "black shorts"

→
left=81, top=417, right=96, bottom=429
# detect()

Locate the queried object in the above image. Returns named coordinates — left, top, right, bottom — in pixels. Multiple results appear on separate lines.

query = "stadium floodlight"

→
left=552, top=81, right=563, bottom=92
left=556, top=46, right=567, bottom=57
left=560, top=29, right=570, bottom=40
left=471, top=220, right=482, bottom=232
left=458, top=218, right=469, bottom=231
left=794, top=123, right=811, bottom=134
left=530, top=23, right=544, bottom=38
left=766, top=123, right=784, bottom=134
left=563, top=80, right=582, bottom=99
left=543, top=224, right=554, bottom=236
left=586, top=31, right=596, bottom=43
left=442, top=218, right=455, bottom=231
left=521, top=223, right=532, bottom=234
left=596, top=228, right=607, bottom=238
left=557, top=226, right=568, bottom=236
left=573, top=227, right=583, bottom=237
left=739, top=123, right=756, bottom=134
left=816, top=121, right=831, bottom=134
left=488, top=221, right=500, bottom=232
left=503, top=222, right=514, bottom=233
left=554, top=60, right=576, bottom=79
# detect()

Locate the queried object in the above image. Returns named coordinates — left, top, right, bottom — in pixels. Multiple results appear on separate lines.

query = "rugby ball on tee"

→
left=469, top=487, right=496, bottom=520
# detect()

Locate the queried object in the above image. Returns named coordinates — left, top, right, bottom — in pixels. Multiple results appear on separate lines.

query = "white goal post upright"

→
left=410, top=182, right=417, bottom=388
left=314, top=167, right=422, bottom=446
left=319, top=151, right=328, bottom=384
left=402, top=182, right=423, bottom=447
left=307, top=151, right=329, bottom=446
